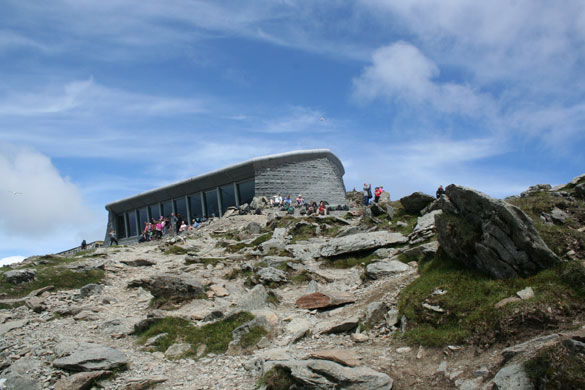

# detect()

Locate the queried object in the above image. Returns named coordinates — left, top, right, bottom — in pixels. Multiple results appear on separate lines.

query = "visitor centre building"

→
left=104, top=149, right=347, bottom=243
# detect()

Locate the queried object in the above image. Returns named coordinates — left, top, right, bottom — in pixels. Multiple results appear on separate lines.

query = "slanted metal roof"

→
left=105, top=149, right=344, bottom=214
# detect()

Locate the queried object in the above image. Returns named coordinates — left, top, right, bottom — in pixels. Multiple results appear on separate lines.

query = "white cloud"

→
left=0, top=256, right=25, bottom=266
left=260, top=106, right=336, bottom=134
left=0, top=78, right=207, bottom=117
left=352, top=42, right=496, bottom=116
left=0, top=145, right=97, bottom=238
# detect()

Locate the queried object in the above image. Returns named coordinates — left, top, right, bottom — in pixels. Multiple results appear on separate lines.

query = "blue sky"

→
left=1, top=1, right=585, bottom=263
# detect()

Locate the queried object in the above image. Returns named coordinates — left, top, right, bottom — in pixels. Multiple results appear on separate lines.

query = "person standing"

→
left=374, top=186, right=382, bottom=203
left=170, top=212, right=178, bottom=236
left=436, top=185, right=445, bottom=198
left=109, top=230, right=118, bottom=246
left=363, top=183, right=372, bottom=206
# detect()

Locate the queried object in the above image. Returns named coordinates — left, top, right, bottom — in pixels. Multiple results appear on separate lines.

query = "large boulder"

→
left=127, top=274, right=204, bottom=302
left=436, top=185, right=560, bottom=279
left=3, top=269, right=35, bottom=284
left=319, top=231, right=407, bottom=258
left=400, top=192, right=435, bottom=214
left=365, top=260, right=409, bottom=280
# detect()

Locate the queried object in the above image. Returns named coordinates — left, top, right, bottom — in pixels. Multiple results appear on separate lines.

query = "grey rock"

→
left=285, top=318, right=311, bottom=344
left=238, top=285, right=268, bottom=311
left=256, top=267, right=287, bottom=284
left=366, top=260, right=409, bottom=280
left=364, top=302, right=388, bottom=326
left=3, top=269, right=35, bottom=284
left=79, top=283, right=104, bottom=298
left=321, top=316, right=360, bottom=334
left=0, top=357, right=41, bottom=390
left=263, top=256, right=291, bottom=268
left=336, top=226, right=366, bottom=238
left=502, top=334, right=560, bottom=362
left=400, top=192, right=435, bottom=214
left=128, top=274, right=204, bottom=302
left=164, top=343, right=191, bottom=358
left=401, top=241, right=439, bottom=262
left=409, top=210, right=442, bottom=244
left=246, top=221, right=263, bottom=235
left=265, top=359, right=393, bottom=390
left=520, top=184, right=552, bottom=197
left=0, top=319, right=29, bottom=337
left=493, top=364, right=531, bottom=390
left=53, top=342, right=128, bottom=371
left=562, top=337, right=585, bottom=354
left=386, top=309, right=399, bottom=327
left=25, top=296, right=45, bottom=313
left=250, top=196, right=268, bottom=209
left=320, top=231, right=407, bottom=258
left=436, top=185, right=560, bottom=279
left=516, top=287, right=534, bottom=300
left=550, top=207, right=569, bottom=224
left=306, top=280, right=319, bottom=294
left=373, top=247, right=398, bottom=258
left=54, top=370, right=110, bottom=390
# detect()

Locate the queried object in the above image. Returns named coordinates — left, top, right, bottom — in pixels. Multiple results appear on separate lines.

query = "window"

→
left=117, top=214, right=126, bottom=239
left=161, top=201, right=173, bottom=218
left=127, top=211, right=138, bottom=237
left=220, top=184, right=236, bottom=213
left=149, top=204, right=160, bottom=220
left=204, top=189, right=219, bottom=218
left=189, top=193, right=203, bottom=221
left=174, top=198, right=187, bottom=223
left=237, top=179, right=255, bottom=205
left=138, top=208, right=148, bottom=232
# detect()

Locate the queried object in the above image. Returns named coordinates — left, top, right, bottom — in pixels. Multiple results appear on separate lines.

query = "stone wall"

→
left=254, top=157, right=346, bottom=205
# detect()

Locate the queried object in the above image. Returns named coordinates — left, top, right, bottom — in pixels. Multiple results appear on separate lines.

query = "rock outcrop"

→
left=400, top=192, right=435, bottom=214
left=436, top=185, right=560, bottom=278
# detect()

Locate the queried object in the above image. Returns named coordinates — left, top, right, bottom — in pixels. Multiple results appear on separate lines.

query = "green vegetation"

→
left=398, top=250, right=585, bottom=347
left=525, top=342, right=585, bottom=389
left=184, top=257, right=224, bottom=267
left=323, top=250, right=378, bottom=269
left=239, top=326, right=268, bottom=347
left=163, top=246, right=189, bottom=255
left=257, top=366, right=297, bottom=390
left=508, top=191, right=585, bottom=259
left=136, top=312, right=255, bottom=358
left=223, top=233, right=273, bottom=253
left=0, top=256, right=105, bottom=301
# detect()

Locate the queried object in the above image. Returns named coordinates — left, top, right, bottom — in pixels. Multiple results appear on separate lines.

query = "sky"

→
left=1, top=0, right=585, bottom=264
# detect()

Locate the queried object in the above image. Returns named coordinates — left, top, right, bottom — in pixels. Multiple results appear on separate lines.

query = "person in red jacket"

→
left=374, top=186, right=382, bottom=203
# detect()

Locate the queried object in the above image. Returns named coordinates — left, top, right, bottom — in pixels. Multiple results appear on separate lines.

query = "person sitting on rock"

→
left=318, top=201, right=327, bottom=215
left=296, top=194, right=304, bottom=207
left=179, top=220, right=188, bottom=233
left=436, top=185, right=445, bottom=198
left=284, top=195, right=292, bottom=206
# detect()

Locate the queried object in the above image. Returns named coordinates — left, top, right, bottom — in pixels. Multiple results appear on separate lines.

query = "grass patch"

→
left=239, top=326, right=268, bottom=347
left=258, top=366, right=297, bottom=390
left=163, top=246, right=189, bottom=255
left=0, top=258, right=105, bottom=299
left=525, top=342, right=585, bottom=389
left=323, top=250, right=379, bottom=269
left=136, top=312, right=255, bottom=358
left=224, top=233, right=273, bottom=253
left=185, top=257, right=224, bottom=267
left=398, top=249, right=585, bottom=347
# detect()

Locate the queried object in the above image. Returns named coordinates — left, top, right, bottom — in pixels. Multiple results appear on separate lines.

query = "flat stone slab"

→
left=320, top=316, right=360, bottom=334
left=366, top=260, right=409, bottom=279
left=0, top=319, right=29, bottom=337
left=295, top=292, right=355, bottom=310
left=502, top=334, right=560, bottom=362
left=319, top=231, right=407, bottom=258
left=54, top=370, right=110, bottom=390
left=53, top=342, right=128, bottom=372
left=120, top=258, right=155, bottom=266
left=309, top=349, right=361, bottom=367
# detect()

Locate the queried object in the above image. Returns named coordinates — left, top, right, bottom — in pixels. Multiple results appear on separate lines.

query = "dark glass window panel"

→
left=161, top=201, right=173, bottom=218
left=127, top=211, right=138, bottom=237
left=237, top=179, right=255, bottom=205
left=220, top=184, right=236, bottom=213
left=149, top=204, right=160, bottom=220
left=204, top=189, right=219, bottom=218
left=174, top=198, right=187, bottom=223
left=189, top=193, right=202, bottom=221
left=138, top=208, right=148, bottom=232
left=117, top=214, right=126, bottom=239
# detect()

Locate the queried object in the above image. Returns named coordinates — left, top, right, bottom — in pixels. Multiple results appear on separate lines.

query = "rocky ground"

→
left=1, top=175, right=585, bottom=390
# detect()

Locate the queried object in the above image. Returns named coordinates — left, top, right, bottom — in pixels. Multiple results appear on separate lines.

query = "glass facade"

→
left=204, top=189, right=219, bottom=218
left=138, top=208, right=148, bottom=233
left=189, top=193, right=203, bottom=221
left=161, top=201, right=173, bottom=218
left=117, top=215, right=126, bottom=239
left=174, top=198, right=188, bottom=223
left=220, top=184, right=236, bottom=213
left=149, top=204, right=160, bottom=220
left=111, top=177, right=255, bottom=241
left=127, top=211, right=138, bottom=237
left=237, top=179, right=255, bottom=205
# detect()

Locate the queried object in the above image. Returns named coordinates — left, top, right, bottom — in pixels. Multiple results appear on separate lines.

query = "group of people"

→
left=108, top=212, right=211, bottom=246
left=362, top=183, right=386, bottom=206
left=269, top=193, right=329, bottom=215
